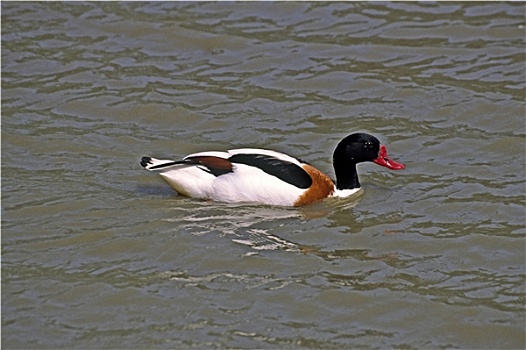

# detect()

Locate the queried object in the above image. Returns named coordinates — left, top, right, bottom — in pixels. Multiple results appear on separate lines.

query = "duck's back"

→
left=141, top=148, right=334, bottom=206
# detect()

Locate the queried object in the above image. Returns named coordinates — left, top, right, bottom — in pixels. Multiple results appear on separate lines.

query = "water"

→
left=2, top=2, right=525, bottom=349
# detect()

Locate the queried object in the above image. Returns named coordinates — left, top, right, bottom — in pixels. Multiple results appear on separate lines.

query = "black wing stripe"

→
left=149, top=160, right=186, bottom=170
left=229, top=154, right=312, bottom=189
left=142, top=156, right=233, bottom=177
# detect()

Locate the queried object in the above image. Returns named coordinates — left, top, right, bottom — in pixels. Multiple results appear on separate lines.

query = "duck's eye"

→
left=364, top=141, right=373, bottom=149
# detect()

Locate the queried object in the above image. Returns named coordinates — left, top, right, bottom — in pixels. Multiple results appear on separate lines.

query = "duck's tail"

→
left=140, top=157, right=186, bottom=171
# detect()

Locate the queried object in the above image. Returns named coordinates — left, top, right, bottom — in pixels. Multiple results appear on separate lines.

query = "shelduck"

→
left=140, top=133, right=405, bottom=207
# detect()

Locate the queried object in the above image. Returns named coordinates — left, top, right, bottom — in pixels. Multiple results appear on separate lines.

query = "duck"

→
left=140, top=132, right=405, bottom=207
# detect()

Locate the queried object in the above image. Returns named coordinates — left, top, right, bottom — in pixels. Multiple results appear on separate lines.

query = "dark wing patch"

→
left=229, top=154, right=312, bottom=189
left=185, top=156, right=234, bottom=177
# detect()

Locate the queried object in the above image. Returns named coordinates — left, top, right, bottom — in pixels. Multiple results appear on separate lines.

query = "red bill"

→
left=372, top=145, right=405, bottom=170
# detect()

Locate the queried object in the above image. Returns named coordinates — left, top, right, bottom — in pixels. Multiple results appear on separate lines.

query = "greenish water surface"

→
left=2, top=2, right=525, bottom=349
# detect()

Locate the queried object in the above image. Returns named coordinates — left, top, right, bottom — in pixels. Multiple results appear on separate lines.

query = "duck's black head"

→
left=332, top=133, right=405, bottom=190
